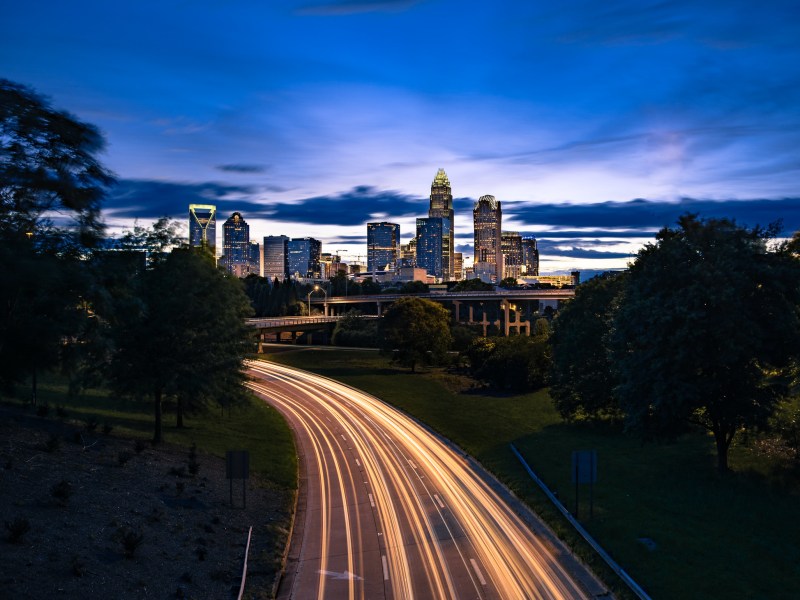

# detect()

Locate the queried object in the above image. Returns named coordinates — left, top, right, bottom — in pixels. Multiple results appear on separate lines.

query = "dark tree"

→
left=110, top=248, right=253, bottom=442
left=379, top=297, right=452, bottom=372
left=610, top=215, right=800, bottom=473
left=0, top=80, right=113, bottom=401
left=550, top=272, right=626, bottom=421
left=451, top=278, right=493, bottom=292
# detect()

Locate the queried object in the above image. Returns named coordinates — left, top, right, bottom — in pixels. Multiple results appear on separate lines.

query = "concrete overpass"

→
left=248, top=289, right=574, bottom=345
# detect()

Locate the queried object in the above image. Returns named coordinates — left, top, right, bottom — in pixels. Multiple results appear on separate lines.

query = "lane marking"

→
left=355, top=458, right=361, bottom=467
left=434, top=494, right=445, bottom=509
left=470, top=559, right=487, bottom=586
left=341, top=434, right=346, bottom=440
left=368, top=493, right=375, bottom=508
left=382, top=555, right=389, bottom=580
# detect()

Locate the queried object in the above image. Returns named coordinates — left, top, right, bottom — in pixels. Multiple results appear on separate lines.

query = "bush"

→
left=84, top=417, right=98, bottom=432
left=51, top=480, right=72, bottom=506
left=118, top=527, right=144, bottom=559
left=43, top=433, right=61, bottom=453
left=5, top=516, right=31, bottom=543
left=187, top=443, right=200, bottom=476
left=102, top=422, right=113, bottom=435
left=118, top=451, right=133, bottom=466
left=134, top=439, right=146, bottom=454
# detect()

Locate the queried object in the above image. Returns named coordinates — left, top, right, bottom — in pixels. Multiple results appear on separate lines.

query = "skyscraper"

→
left=501, top=231, right=523, bottom=280
left=288, top=237, right=322, bottom=279
left=367, top=222, right=400, bottom=273
left=428, top=169, right=454, bottom=280
left=188, top=204, right=216, bottom=252
left=416, top=217, right=449, bottom=281
left=521, top=237, right=540, bottom=276
left=473, top=195, right=502, bottom=283
left=263, top=235, right=289, bottom=281
left=222, top=212, right=255, bottom=276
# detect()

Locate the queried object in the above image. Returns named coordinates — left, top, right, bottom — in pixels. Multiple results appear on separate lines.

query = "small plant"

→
left=117, top=451, right=133, bottom=466
left=84, top=417, right=98, bottom=432
left=56, top=405, right=68, bottom=420
left=187, top=443, right=200, bottom=476
left=43, top=433, right=61, bottom=453
left=134, top=439, right=146, bottom=454
left=71, top=555, right=86, bottom=577
left=36, top=404, right=50, bottom=417
left=5, top=516, right=31, bottom=543
left=102, top=422, right=113, bottom=435
left=118, top=527, right=144, bottom=559
left=51, top=480, right=73, bottom=506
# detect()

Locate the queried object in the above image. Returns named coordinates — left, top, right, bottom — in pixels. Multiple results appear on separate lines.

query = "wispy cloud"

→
left=216, top=164, right=269, bottom=174
left=297, top=0, right=422, bottom=16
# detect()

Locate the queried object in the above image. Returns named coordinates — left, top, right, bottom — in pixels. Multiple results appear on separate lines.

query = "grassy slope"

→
left=269, top=348, right=800, bottom=600
left=1, top=374, right=296, bottom=491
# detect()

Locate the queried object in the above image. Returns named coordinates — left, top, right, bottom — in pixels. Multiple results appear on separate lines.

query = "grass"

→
left=268, top=347, right=800, bottom=600
left=1, top=373, right=296, bottom=491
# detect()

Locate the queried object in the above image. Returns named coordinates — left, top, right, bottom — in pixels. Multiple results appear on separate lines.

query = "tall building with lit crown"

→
left=188, top=204, right=216, bottom=252
left=521, top=237, right=539, bottom=276
left=288, top=237, right=322, bottom=279
left=501, top=231, right=523, bottom=279
left=222, top=212, right=257, bottom=276
left=428, top=169, right=454, bottom=280
left=473, top=195, right=502, bottom=283
left=416, top=217, right=449, bottom=281
left=263, top=235, right=289, bottom=281
left=367, top=222, right=400, bottom=273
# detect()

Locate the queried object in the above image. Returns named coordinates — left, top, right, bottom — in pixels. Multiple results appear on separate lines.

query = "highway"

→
left=247, top=359, right=600, bottom=600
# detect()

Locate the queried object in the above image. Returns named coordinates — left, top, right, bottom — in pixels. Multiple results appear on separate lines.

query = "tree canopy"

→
left=110, top=249, right=254, bottom=442
left=610, top=215, right=800, bottom=472
left=550, top=272, right=626, bottom=421
left=378, top=297, right=452, bottom=372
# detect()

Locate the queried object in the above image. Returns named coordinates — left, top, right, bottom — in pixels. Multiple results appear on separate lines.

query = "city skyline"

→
left=4, top=1, right=800, bottom=274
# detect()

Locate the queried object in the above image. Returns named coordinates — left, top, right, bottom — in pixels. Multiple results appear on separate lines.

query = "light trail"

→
left=247, top=360, right=599, bottom=600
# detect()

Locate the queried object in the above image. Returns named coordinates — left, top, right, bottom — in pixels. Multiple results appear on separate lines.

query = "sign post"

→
left=571, top=450, right=597, bottom=519
left=226, top=450, right=250, bottom=508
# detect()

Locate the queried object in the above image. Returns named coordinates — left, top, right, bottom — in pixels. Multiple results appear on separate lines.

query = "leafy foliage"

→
left=451, top=278, right=493, bottom=292
left=378, top=297, right=452, bottom=372
left=465, top=335, right=551, bottom=392
left=110, top=248, right=254, bottom=442
left=331, top=310, right=378, bottom=347
left=610, top=215, right=800, bottom=472
left=550, top=272, right=626, bottom=421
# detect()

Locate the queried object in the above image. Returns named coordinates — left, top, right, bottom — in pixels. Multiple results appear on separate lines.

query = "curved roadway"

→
left=247, top=359, right=602, bottom=600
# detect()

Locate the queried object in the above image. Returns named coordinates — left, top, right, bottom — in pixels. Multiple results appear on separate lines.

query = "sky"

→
left=3, top=0, right=800, bottom=275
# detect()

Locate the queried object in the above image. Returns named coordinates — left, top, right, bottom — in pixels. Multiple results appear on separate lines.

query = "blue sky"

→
left=3, top=0, right=799, bottom=274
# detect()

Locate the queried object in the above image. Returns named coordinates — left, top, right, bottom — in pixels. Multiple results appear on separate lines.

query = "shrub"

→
left=5, top=516, right=31, bottom=543
left=118, top=527, right=144, bottom=559
left=102, top=422, right=113, bottom=435
left=84, top=417, right=98, bottom=432
left=43, top=433, right=61, bottom=453
left=134, top=439, right=146, bottom=454
left=117, top=451, right=133, bottom=466
left=51, top=480, right=73, bottom=506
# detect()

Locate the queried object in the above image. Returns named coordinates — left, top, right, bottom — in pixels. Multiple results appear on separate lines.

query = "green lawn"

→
left=268, top=348, right=800, bottom=600
left=1, top=374, right=296, bottom=491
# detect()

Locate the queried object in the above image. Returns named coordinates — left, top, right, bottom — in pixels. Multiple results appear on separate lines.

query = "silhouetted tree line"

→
left=0, top=79, right=253, bottom=443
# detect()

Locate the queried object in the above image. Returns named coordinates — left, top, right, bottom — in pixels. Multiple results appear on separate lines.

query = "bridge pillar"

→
left=452, top=300, right=461, bottom=322
left=468, top=305, right=474, bottom=323
left=376, top=301, right=382, bottom=316
left=502, top=301, right=510, bottom=336
left=256, top=330, right=264, bottom=353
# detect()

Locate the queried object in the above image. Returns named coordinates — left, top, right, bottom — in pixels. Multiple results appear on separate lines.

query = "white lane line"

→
left=341, top=434, right=346, bottom=440
left=368, top=493, right=375, bottom=508
left=434, top=494, right=445, bottom=509
left=355, top=458, right=361, bottom=467
left=382, top=555, right=389, bottom=580
left=470, top=559, right=487, bottom=586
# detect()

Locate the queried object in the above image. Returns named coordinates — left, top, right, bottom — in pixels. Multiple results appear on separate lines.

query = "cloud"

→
left=216, top=164, right=268, bottom=174
left=296, top=0, right=422, bottom=16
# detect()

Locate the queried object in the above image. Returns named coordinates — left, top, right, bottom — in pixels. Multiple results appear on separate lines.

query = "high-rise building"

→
left=399, top=238, right=417, bottom=268
left=473, top=195, right=503, bottom=283
left=428, top=169, right=454, bottom=280
left=263, top=235, right=289, bottom=281
left=521, top=237, right=540, bottom=276
left=189, top=204, right=216, bottom=252
left=452, top=252, right=464, bottom=281
left=367, top=222, right=400, bottom=273
left=288, top=237, right=322, bottom=279
left=222, top=212, right=257, bottom=276
left=501, top=231, right=523, bottom=280
left=416, top=217, right=449, bottom=281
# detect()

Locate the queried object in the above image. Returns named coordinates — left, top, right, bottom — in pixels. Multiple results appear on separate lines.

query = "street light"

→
left=307, top=285, right=327, bottom=317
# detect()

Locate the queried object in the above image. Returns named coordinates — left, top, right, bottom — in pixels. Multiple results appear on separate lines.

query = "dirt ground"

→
left=0, top=406, right=292, bottom=600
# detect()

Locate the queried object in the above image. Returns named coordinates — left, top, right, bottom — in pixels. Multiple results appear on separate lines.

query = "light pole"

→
left=307, top=285, right=327, bottom=317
